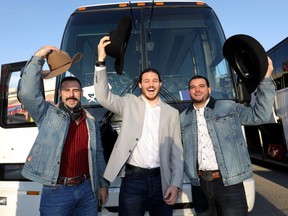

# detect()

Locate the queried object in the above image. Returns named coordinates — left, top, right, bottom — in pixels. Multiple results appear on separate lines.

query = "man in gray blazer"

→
left=94, top=36, right=183, bottom=216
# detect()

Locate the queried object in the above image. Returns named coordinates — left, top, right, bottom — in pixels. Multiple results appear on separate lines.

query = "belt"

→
left=126, top=164, right=160, bottom=176
left=198, top=170, right=221, bottom=181
left=57, top=174, right=90, bottom=186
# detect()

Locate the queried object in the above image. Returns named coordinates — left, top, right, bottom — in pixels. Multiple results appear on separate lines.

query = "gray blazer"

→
left=94, top=67, right=183, bottom=194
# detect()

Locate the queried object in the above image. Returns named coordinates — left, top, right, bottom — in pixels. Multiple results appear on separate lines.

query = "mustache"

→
left=66, top=97, right=78, bottom=102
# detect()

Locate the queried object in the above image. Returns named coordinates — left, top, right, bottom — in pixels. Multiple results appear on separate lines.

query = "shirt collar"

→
left=193, top=97, right=210, bottom=111
left=141, top=95, right=160, bottom=108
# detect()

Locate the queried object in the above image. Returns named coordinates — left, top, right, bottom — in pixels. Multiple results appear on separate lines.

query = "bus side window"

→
left=0, top=62, right=56, bottom=128
left=7, top=71, right=32, bottom=124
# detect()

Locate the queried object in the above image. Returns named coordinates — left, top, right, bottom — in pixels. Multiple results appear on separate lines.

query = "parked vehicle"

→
left=0, top=1, right=256, bottom=215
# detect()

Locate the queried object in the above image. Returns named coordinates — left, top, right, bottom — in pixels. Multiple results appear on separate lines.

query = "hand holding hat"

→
left=265, top=57, right=274, bottom=78
left=98, top=36, right=111, bottom=62
left=34, top=45, right=60, bottom=59
left=35, top=46, right=83, bottom=79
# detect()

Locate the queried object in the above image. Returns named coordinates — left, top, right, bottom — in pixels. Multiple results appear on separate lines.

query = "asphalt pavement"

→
left=248, top=164, right=288, bottom=216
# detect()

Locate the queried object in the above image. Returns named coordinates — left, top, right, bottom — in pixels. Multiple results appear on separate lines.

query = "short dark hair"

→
left=188, top=75, right=210, bottom=88
left=138, top=68, right=162, bottom=83
left=60, top=76, right=82, bottom=89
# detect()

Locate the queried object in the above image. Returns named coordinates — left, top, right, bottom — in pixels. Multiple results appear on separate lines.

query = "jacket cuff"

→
left=100, top=177, right=110, bottom=187
left=26, top=55, right=45, bottom=66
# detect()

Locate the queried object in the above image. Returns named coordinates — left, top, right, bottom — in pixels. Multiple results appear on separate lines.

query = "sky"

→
left=0, top=0, right=287, bottom=67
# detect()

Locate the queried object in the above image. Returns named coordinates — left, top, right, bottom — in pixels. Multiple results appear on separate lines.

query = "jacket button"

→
left=129, top=150, right=132, bottom=153
left=136, top=138, right=139, bottom=141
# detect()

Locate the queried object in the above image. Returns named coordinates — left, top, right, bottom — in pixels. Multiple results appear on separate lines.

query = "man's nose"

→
left=68, top=90, right=75, bottom=97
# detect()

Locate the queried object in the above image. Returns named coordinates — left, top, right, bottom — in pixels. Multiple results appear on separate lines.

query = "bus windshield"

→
left=61, top=2, right=235, bottom=107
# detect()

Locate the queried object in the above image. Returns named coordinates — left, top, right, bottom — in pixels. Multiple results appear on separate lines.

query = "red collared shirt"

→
left=59, top=112, right=89, bottom=177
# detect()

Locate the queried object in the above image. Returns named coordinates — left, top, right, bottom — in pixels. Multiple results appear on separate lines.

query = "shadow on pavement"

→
left=248, top=192, right=287, bottom=216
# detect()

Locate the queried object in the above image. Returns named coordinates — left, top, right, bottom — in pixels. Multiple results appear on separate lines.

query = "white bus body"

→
left=0, top=1, right=255, bottom=215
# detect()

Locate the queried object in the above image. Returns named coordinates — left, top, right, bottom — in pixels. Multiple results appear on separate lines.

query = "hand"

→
left=98, top=186, right=108, bottom=205
left=97, top=36, right=111, bottom=61
left=264, top=56, right=274, bottom=78
left=34, top=45, right=60, bottom=59
left=164, top=185, right=179, bottom=205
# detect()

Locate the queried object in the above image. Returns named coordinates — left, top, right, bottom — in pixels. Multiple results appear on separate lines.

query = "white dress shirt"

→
left=128, top=96, right=161, bottom=168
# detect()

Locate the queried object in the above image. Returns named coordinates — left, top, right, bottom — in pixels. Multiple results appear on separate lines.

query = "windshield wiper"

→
left=147, top=0, right=155, bottom=41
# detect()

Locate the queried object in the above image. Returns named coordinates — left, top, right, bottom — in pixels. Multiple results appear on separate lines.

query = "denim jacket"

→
left=180, top=78, right=276, bottom=186
left=17, top=56, right=109, bottom=193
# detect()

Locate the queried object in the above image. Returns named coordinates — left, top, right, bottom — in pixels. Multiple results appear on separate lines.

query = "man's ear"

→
left=208, top=87, right=212, bottom=95
left=138, top=82, right=142, bottom=89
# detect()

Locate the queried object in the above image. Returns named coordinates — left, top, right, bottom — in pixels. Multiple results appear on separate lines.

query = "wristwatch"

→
left=96, top=60, right=106, bottom=67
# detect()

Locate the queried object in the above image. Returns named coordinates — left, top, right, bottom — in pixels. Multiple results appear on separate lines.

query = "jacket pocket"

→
left=44, top=109, right=68, bottom=129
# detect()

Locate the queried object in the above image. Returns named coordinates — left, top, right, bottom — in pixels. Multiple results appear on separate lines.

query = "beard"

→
left=59, top=100, right=83, bottom=121
left=191, top=93, right=209, bottom=104
left=142, top=92, right=160, bottom=102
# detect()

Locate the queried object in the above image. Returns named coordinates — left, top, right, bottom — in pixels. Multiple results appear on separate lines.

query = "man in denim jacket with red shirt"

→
left=18, top=45, right=109, bottom=216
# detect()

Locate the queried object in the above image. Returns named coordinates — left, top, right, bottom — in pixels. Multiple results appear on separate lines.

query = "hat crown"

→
left=47, top=50, right=72, bottom=71
left=41, top=50, right=83, bottom=79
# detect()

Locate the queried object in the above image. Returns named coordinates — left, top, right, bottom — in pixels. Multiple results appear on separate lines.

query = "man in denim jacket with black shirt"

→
left=18, top=45, right=109, bottom=216
left=180, top=57, right=276, bottom=216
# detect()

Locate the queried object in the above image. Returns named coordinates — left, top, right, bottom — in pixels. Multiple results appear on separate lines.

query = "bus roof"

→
left=267, top=37, right=288, bottom=54
left=77, top=0, right=206, bottom=10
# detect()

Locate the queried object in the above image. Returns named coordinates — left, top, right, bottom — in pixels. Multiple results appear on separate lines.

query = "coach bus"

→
left=245, top=37, right=288, bottom=167
left=0, top=1, right=256, bottom=215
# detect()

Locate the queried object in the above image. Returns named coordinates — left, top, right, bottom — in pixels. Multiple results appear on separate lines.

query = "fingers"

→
left=98, top=186, right=109, bottom=205
left=164, top=192, right=177, bottom=205
left=97, top=36, right=110, bottom=61
left=101, top=194, right=108, bottom=204
left=265, top=56, right=274, bottom=78
left=164, top=186, right=179, bottom=205
left=34, top=45, right=60, bottom=59
left=98, top=36, right=111, bottom=48
left=100, top=36, right=110, bottom=44
left=99, top=196, right=105, bottom=205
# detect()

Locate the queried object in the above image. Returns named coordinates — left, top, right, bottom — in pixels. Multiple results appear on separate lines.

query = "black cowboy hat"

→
left=105, top=16, right=132, bottom=75
left=223, top=34, right=268, bottom=93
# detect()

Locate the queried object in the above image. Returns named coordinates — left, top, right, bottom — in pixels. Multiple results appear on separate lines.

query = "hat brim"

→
left=42, top=52, right=83, bottom=79
left=223, top=34, right=267, bottom=93
left=114, top=43, right=127, bottom=75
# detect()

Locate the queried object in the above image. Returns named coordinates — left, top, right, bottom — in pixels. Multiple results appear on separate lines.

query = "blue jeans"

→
left=40, top=179, right=98, bottom=216
left=119, top=166, right=173, bottom=216
left=193, top=178, right=248, bottom=216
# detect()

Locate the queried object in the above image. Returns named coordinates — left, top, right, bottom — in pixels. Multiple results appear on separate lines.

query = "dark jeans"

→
left=192, top=178, right=248, bottom=216
left=119, top=165, right=173, bottom=216
left=40, top=179, right=98, bottom=216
